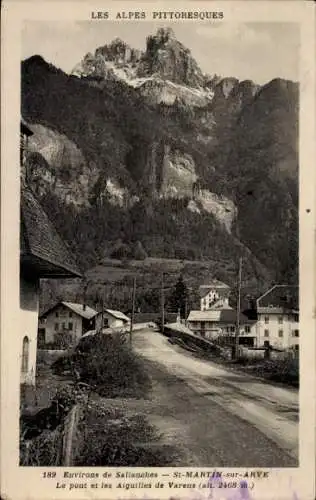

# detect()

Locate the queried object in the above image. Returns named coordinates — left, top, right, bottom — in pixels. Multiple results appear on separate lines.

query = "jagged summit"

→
left=94, top=38, right=142, bottom=64
left=72, top=27, right=205, bottom=89
left=137, top=27, right=204, bottom=88
left=22, top=30, right=298, bottom=286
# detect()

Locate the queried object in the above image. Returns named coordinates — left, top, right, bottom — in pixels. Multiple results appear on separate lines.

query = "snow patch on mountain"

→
left=130, top=76, right=214, bottom=106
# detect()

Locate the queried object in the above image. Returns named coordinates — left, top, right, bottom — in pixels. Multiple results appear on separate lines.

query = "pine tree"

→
left=169, top=274, right=188, bottom=318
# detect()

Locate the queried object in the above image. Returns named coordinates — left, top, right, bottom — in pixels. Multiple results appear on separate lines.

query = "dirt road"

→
left=132, top=329, right=298, bottom=467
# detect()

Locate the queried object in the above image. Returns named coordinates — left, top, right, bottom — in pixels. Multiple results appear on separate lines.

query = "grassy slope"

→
left=39, top=256, right=272, bottom=316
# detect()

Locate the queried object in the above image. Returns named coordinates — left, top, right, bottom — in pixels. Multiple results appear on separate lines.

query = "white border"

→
left=1, top=2, right=315, bottom=499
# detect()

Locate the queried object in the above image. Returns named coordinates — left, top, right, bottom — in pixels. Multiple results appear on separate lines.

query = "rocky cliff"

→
left=21, top=28, right=298, bottom=285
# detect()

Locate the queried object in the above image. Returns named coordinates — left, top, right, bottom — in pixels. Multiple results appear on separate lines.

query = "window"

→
left=69, top=311, right=73, bottom=318
left=264, top=329, right=269, bottom=337
left=62, top=322, right=66, bottom=330
left=21, top=336, right=29, bottom=373
left=292, top=330, right=299, bottom=337
left=38, top=328, right=45, bottom=347
left=68, top=322, right=73, bottom=331
left=264, top=316, right=269, bottom=324
left=278, top=316, right=283, bottom=324
left=278, top=330, right=283, bottom=338
left=54, top=323, right=59, bottom=331
left=56, top=312, right=59, bottom=317
left=245, top=325, right=251, bottom=334
left=294, top=314, right=299, bottom=322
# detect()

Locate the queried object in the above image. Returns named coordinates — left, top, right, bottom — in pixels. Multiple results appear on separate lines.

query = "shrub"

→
left=243, top=357, right=299, bottom=387
left=77, top=333, right=151, bottom=398
left=52, top=333, right=152, bottom=398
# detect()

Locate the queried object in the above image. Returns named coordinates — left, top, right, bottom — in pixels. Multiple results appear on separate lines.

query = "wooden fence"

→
left=20, top=403, right=83, bottom=466
left=61, top=404, right=82, bottom=465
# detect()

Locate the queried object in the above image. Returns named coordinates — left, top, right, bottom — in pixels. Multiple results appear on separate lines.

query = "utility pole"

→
left=82, top=279, right=88, bottom=312
left=161, top=273, right=165, bottom=334
left=234, top=257, right=243, bottom=360
left=129, top=276, right=136, bottom=345
left=100, top=291, right=105, bottom=333
left=184, top=297, right=188, bottom=326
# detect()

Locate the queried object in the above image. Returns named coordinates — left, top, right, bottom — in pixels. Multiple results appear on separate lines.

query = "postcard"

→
left=1, top=1, right=315, bottom=499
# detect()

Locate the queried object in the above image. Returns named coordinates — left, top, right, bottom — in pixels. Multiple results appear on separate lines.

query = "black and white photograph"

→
left=18, top=18, right=302, bottom=471
left=18, top=18, right=301, bottom=470
left=2, top=3, right=315, bottom=498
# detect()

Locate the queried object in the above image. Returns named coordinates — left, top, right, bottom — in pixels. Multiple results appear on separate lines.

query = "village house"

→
left=20, top=120, right=82, bottom=388
left=254, top=285, right=299, bottom=350
left=199, top=278, right=231, bottom=311
left=187, top=300, right=257, bottom=345
left=95, top=309, right=130, bottom=331
left=38, top=302, right=98, bottom=347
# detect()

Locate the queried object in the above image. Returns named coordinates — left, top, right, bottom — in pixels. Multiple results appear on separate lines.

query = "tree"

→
left=168, top=275, right=188, bottom=319
left=132, top=240, right=148, bottom=260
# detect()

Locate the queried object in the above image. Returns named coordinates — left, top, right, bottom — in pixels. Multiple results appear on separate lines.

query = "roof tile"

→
left=21, top=186, right=82, bottom=277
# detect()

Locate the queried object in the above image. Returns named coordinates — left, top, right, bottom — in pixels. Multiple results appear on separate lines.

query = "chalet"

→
left=199, top=278, right=231, bottom=311
left=255, top=285, right=299, bottom=350
left=38, top=302, right=98, bottom=347
left=20, top=121, right=82, bottom=388
left=187, top=307, right=256, bottom=345
left=95, top=309, right=130, bottom=331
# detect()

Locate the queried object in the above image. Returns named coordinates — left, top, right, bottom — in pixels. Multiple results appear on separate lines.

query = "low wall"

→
left=163, top=323, right=221, bottom=355
left=239, top=347, right=265, bottom=361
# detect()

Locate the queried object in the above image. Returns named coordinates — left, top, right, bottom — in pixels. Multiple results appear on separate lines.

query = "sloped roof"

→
left=188, top=309, right=251, bottom=324
left=104, top=309, right=130, bottom=322
left=188, top=310, right=221, bottom=322
left=257, top=285, right=299, bottom=312
left=199, top=281, right=230, bottom=298
left=199, top=278, right=230, bottom=289
left=62, top=302, right=98, bottom=320
left=40, top=301, right=98, bottom=320
left=21, top=186, right=82, bottom=278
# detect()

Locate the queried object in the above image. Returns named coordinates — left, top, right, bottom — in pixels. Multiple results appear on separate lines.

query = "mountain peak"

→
left=95, top=37, right=141, bottom=64
left=150, top=27, right=177, bottom=44
left=137, top=28, right=205, bottom=88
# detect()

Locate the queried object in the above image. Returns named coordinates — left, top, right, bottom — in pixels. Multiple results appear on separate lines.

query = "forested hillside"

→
left=22, top=28, right=298, bottom=311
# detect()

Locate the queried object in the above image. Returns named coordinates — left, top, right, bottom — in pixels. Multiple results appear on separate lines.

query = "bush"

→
left=245, top=357, right=299, bottom=387
left=78, top=333, right=151, bottom=398
left=52, top=333, right=152, bottom=398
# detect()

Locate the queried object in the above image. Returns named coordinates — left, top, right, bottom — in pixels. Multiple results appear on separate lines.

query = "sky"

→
left=22, top=21, right=299, bottom=85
